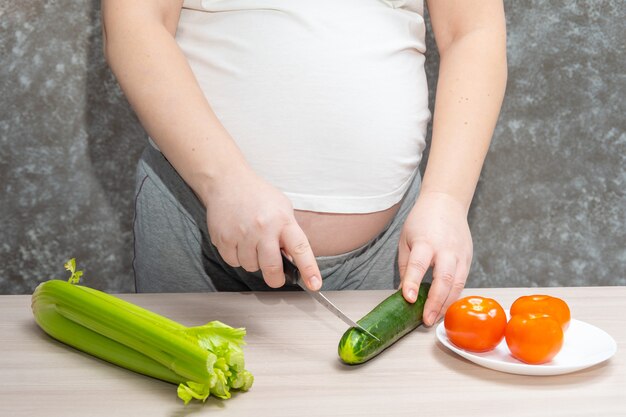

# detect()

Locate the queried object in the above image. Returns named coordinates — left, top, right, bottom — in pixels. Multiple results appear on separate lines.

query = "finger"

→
left=397, top=235, right=411, bottom=286
left=216, top=244, right=240, bottom=268
left=437, top=260, right=469, bottom=319
left=209, top=227, right=241, bottom=267
left=423, top=251, right=458, bottom=326
left=257, top=240, right=285, bottom=288
left=237, top=239, right=260, bottom=272
left=400, top=242, right=433, bottom=304
left=280, top=223, right=322, bottom=291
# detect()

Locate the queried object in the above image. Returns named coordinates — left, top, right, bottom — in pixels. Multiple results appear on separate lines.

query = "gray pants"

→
left=133, top=146, right=421, bottom=293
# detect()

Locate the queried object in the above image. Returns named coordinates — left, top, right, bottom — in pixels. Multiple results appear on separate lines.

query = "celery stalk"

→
left=31, top=260, right=253, bottom=404
left=32, top=301, right=184, bottom=384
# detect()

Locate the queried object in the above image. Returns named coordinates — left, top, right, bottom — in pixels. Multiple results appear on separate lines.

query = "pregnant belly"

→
left=294, top=203, right=401, bottom=257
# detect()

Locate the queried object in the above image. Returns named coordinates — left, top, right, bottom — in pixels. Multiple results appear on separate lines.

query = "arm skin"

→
left=101, top=0, right=322, bottom=290
left=398, top=0, right=508, bottom=325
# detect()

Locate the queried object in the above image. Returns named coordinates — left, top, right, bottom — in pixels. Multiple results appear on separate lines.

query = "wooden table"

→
left=1, top=287, right=624, bottom=416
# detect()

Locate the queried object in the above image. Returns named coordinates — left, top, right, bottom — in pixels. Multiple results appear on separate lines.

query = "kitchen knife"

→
left=281, top=254, right=380, bottom=341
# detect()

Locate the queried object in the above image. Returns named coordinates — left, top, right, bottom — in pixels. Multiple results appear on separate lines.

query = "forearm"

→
left=420, top=26, right=507, bottom=212
left=102, top=4, right=250, bottom=205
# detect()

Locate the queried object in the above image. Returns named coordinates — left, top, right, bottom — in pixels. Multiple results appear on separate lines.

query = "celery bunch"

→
left=31, top=259, right=254, bottom=404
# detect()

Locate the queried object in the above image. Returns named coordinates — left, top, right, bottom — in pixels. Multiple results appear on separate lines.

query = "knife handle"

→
left=281, top=253, right=300, bottom=286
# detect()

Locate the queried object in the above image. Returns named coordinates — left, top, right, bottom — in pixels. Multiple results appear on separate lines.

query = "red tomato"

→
left=444, top=296, right=507, bottom=352
left=505, top=313, right=564, bottom=364
left=510, top=295, right=571, bottom=331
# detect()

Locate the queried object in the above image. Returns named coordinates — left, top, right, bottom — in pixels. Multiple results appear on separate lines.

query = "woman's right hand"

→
left=203, top=170, right=322, bottom=291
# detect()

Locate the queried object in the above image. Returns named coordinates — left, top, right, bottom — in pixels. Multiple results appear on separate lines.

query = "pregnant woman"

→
left=101, top=0, right=507, bottom=326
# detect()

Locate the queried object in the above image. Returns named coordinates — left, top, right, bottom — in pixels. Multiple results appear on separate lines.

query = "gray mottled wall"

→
left=1, top=1, right=624, bottom=294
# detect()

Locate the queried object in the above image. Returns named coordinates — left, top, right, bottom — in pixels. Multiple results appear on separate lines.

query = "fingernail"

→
left=309, top=276, right=321, bottom=291
left=427, top=312, right=437, bottom=326
left=408, top=289, right=417, bottom=302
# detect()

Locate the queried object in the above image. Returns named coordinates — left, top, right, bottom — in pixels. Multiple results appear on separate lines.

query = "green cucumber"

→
left=338, top=283, right=430, bottom=364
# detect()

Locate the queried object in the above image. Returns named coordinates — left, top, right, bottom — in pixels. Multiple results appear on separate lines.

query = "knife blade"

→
left=281, top=254, right=380, bottom=342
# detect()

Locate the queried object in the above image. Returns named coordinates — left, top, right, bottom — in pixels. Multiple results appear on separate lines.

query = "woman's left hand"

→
left=398, top=190, right=473, bottom=326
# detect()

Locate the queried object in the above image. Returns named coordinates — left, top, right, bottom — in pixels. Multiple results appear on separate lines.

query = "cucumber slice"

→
left=338, top=283, right=431, bottom=364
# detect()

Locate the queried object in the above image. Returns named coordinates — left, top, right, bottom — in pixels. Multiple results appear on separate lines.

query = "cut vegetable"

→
left=338, top=283, right=430, bottom=364
left=31, top=259, right=253, bottom=404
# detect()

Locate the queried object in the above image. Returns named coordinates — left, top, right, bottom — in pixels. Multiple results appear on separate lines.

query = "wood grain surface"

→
left=1, top=287, right=624, bottom=417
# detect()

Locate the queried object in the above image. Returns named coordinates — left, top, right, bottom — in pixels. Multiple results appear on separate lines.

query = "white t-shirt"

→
left=171, top=0, right=430, bottom=213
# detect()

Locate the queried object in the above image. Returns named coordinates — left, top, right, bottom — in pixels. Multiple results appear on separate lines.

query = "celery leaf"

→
left=179, top=320, right=253, bottom=404
left=187, top=320, right=247, bottom=351
left=64, top=258, right=83, bottom=284
left=177, top=382, right=210, bottom=405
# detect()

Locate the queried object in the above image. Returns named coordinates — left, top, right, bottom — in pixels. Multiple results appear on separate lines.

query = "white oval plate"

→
left=436, top=317, right=617, bottom=376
